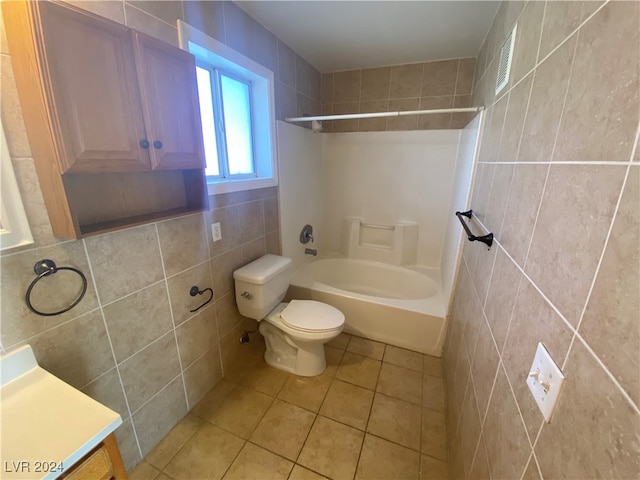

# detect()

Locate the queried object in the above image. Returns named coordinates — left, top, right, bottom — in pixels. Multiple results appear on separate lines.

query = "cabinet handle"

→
left=140, top=139, right=150, bottom=149
left=153, top=140, right=163, bottom=149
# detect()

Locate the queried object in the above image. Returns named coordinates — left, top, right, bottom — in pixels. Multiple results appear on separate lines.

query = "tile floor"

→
left=130, top=333, right=449, bottom=480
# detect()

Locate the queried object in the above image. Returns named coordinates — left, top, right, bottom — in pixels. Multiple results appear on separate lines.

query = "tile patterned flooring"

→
left=130, top=333, right=449, bottom=480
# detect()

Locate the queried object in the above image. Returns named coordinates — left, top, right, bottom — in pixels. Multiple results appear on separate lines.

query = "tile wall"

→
left=320, top=57, right=476, bottom=132
left=1, top=194, right=279, bottom=471
left=444, top=1, right=639, bottom=479
left=181, top=1, right=322, bottom=123
left=0, top=0, right=313, bottom=471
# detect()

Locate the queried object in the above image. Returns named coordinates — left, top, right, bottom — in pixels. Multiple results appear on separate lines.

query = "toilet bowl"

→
left=234, top=254, right=345, bottom=376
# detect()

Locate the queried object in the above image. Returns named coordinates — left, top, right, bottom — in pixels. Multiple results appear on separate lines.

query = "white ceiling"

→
left=237, top=1, right=500, bottom=72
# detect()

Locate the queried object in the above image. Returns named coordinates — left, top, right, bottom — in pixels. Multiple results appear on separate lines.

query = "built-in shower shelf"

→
left=359, top=243, right=393, bottom=250
left=343, top=217, right=419, bottom=265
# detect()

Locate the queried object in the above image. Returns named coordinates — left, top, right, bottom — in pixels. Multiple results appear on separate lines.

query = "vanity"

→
left=1, top=345, right=127, bottom=479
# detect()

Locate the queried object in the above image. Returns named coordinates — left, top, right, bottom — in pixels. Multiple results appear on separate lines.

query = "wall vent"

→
left=495, top=23, right=517, bottom=95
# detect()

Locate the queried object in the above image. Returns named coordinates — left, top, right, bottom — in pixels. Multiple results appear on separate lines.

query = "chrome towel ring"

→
left=25, top=259, right=88, bottom=316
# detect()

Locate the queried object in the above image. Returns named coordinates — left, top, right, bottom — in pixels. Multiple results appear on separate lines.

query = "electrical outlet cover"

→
left=526, top=342, right=565, bottom=422
left=212, top=222, right=222, bottom=242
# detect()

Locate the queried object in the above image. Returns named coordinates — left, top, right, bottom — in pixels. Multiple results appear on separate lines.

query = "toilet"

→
left=233, top=254, right=344, bottom=376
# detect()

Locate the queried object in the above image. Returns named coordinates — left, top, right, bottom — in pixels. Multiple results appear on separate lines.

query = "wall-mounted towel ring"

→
left=25, top=259, right=88, bottom=316
left=189, top=285, right=213, bottom=313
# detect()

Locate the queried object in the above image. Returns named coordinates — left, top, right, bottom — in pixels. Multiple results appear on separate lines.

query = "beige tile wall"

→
left=0, top=196, right=279, bottom=470
left=0, top=0, right=292, bottom=471
left=320, top=57, right=476, bottom=132
left=444, top=1, right=639, bottom=479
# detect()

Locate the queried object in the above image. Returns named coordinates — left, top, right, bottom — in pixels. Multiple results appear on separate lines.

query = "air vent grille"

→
left=495, top=23, right=517, bottom=95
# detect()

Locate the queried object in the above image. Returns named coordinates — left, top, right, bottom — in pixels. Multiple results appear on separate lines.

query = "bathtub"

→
left=288, top=257, right=447, bottom=356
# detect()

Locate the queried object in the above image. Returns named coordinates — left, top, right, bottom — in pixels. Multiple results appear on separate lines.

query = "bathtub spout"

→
left=305, top=248, right=318, bottom=256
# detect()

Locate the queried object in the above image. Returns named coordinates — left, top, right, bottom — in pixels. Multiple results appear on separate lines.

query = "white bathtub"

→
left=288, top=257, right=447, bottom=356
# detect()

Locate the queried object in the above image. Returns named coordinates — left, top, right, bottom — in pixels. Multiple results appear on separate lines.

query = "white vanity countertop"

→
left=0, top=345, right=122, bottom=479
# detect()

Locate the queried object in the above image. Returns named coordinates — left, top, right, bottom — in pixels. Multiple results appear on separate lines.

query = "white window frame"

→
left=178, top=20, right=278, bottom=195
left=1, top=119, right=34, bottom=251
left=197, top=63, right=257, bottom=179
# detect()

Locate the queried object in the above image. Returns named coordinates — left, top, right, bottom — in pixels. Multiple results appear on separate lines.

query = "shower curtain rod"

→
left=285, top=106, right=483, bottom=123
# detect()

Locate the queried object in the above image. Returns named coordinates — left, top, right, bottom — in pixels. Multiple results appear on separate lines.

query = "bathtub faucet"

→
left=300, top=224, right=314, bottom=244
left=305, top=248, right=318, bottom=256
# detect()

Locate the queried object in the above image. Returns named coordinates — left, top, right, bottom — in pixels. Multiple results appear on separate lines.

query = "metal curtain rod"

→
left=285, top=106, right=484, bottom=123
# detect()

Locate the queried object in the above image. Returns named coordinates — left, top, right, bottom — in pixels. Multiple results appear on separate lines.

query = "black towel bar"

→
left=455, top=210, right=493, bottom=249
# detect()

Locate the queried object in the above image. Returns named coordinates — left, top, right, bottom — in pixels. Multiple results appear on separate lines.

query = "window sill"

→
left=206, top=177, right=278, bottom=196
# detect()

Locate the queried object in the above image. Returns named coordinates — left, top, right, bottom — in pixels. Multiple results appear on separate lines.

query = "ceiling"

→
left=237, top=1, right=500, bottom=72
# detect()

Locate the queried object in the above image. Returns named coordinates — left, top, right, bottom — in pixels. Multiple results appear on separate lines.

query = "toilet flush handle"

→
left=241, top=291, right=253, bottom=300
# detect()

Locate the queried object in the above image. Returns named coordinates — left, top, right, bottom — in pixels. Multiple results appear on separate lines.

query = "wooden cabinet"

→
left=62, top=433, right=128, bottom=480
left=34, top=1, right=205, bottom=174
left=3, top=1, right=208, bottom=238
left=37, top=2, right=150, bottom=173
left=133, top=32, right=205, bottom=170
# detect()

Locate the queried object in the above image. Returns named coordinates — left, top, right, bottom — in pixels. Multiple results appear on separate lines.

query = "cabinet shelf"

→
left=3, top=0, right=208, bottom=239
left=66, top=169, right=208, bottom=236
left=79, top=207, right=203, bottom=237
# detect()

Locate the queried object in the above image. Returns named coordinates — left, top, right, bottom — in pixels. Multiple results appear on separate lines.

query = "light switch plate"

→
left=526, top=342, right=565, bottom=422
left=212, top=222, right=222, bottom=242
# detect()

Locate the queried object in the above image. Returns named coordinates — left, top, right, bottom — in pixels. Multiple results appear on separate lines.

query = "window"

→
left=195, top=66, right=255, bottom=178
left=1, top=120, right=34, bottom=251
left=178, top=21, right=278, bottom=195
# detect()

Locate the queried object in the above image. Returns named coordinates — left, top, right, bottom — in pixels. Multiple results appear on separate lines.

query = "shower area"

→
left=278, top=113, right=484, bottom=356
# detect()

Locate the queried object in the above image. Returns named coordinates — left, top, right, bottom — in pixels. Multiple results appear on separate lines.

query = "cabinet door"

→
left=132, top=31, right=205, bottom=170
left=37, top=2, right=150, bottom=173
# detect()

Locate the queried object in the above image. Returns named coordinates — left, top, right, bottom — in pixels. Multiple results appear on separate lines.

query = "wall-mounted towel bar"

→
left=455, top=210, right=493, bottom=249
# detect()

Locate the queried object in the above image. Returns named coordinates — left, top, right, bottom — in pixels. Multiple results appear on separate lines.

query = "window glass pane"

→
left=195, top=66, right=220, bottom=176
left=220, top=74, right=254, bottom=175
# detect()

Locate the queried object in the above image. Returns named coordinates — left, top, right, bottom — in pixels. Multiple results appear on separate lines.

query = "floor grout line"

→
left=133, top=334, right=448, bottom=478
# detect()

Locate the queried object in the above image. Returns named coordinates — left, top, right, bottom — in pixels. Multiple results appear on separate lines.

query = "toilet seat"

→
left=280, top=300, right=344, bottom=333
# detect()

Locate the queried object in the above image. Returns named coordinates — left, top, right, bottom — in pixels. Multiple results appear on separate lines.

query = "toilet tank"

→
left=233, top=254, right=292, bottom=320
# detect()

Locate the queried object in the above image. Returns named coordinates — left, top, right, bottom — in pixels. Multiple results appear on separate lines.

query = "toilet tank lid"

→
left=233, top=254, right=292, bottom=285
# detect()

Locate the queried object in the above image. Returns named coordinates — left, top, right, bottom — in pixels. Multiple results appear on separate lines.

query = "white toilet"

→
left=233, top=254, right=345, bottom=376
